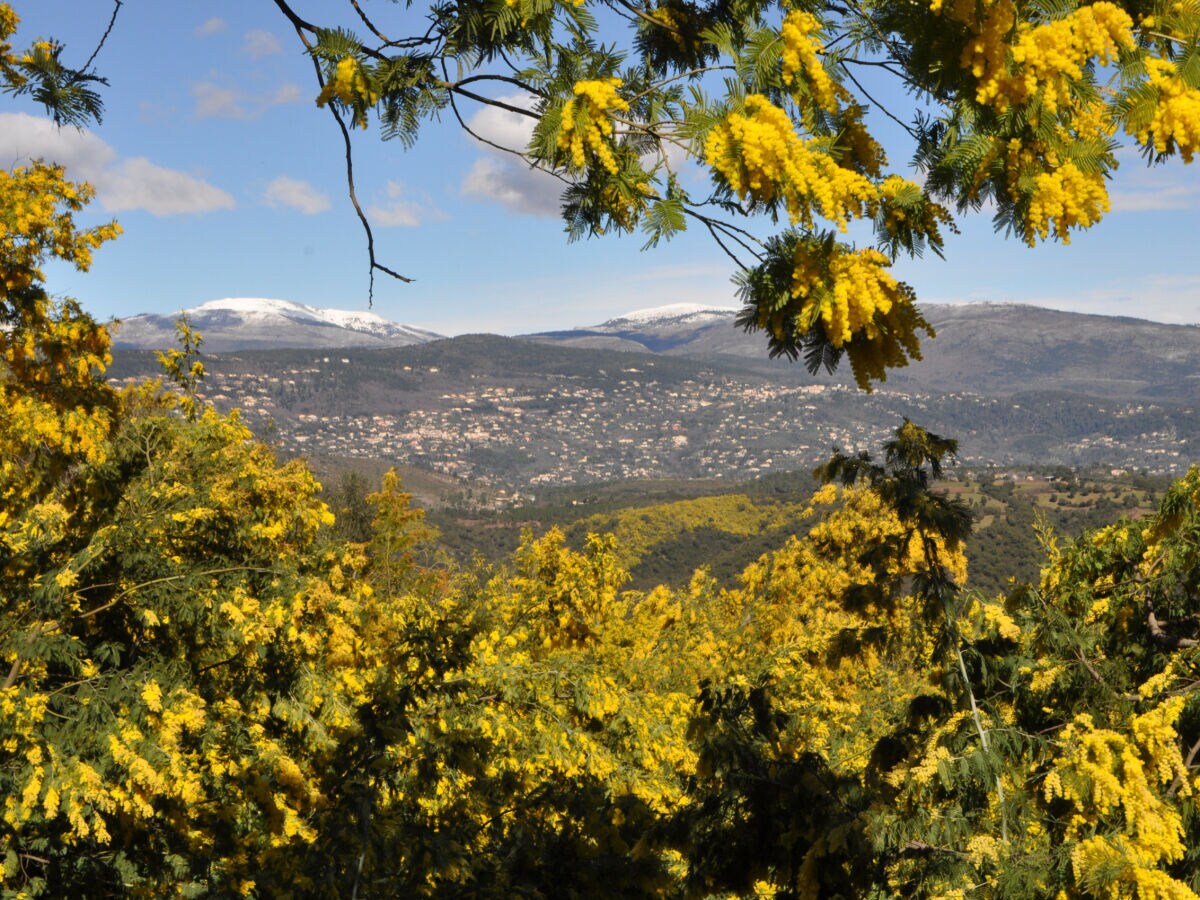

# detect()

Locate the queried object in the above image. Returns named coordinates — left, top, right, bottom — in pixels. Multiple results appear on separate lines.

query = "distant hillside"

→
left=107, top=318, right=1200, bottom=492
left=529, top=302, right=1200, bottom=400
left=425, top=467, right=1170, bottom=596
left=112, top=297, right=442, bottom=351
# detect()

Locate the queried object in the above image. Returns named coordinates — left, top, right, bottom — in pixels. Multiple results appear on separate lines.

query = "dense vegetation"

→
left=414, top=467, right=1170, bottom=594
left=7, top=0, right=1200, bottom=895
left=7, top=156, right=1200, bottom=895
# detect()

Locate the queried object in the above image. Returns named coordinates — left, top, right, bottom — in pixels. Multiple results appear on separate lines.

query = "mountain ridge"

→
left=111, top=297, right=444, bottom=352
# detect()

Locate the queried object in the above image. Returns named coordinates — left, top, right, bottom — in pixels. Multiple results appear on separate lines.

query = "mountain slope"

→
left=112, top=298, right=443, bottom=351
left=529, top=302, right=1200, bottom=399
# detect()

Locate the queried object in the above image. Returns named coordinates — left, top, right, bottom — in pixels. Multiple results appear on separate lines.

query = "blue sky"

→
left=4, top=0, right=1199, bottom=335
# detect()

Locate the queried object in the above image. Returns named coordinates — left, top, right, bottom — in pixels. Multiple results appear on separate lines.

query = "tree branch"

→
left=79, top=566, right=282, bottom=620
left=81, top=0, right=122, bottom=74
left=449, top=73, right=546, bottom=99
left=285, top=8, right=415, bottom=297
left=609, top=0, right=684, bottom=34
left=441, top=64, right=571, bottom=188
left=447, top=85, right=541, bottom=118
left=1145, top=600, right=1199, bottom=649
left=839, top=65, right=918, bottom=139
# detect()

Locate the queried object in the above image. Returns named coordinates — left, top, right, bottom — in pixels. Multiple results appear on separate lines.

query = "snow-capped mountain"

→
left=526, top=302, right=746, bottom=354
left=112, top=298, right=443, bottom=352
left=602, top=303, right=739, bottom=327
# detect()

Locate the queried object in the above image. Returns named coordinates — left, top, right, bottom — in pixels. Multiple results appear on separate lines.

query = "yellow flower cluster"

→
left=647, top=5, right=691, bottom=51
left=877, top=174, right=926, bottom=234
left=0, top=4, right=21, bottom=87
left=1047, top=700, right=1193, bottom=893
left=601, top=181, right=652, bottom=231
left=705, top=94, right=876, bottom=229
left=1135, top=58, right=1200, bottom=162
left=788, top=243, right=928, bottom=389
left=1025, top=159, right=1109, bottom=244
left=780, top=11, right=838, bottom=112
left=315, top=56, right=378, bottom=128
left=791, top=244, right=900, bottom=347
left=1, top=164, right=120, bottom=295
left=838, top=103, right=887, bottom=177
left=558, top=78, right=629, bottom=173
left=942, top=0, right=1134, bottom=115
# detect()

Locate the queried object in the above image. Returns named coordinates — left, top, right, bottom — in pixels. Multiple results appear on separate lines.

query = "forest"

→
left=5, top=0, right=1200, bottom=895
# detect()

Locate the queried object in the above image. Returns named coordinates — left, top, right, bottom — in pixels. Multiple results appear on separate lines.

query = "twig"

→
left=348, top=0, right=390, bottom=43
left=449, top=73, right=546, bottom=99
left=79, top=566, right=282, bottom=619
left=1145, top=601, right=1199, bottom=649
left=285, top=7, right=415, bottom=298
left=840, top=65, right=918, bottom=139
left=81, top=0, right=122, bottom=74
left=441, top=61, right=570, bottom=186
left=610, top=0, right=684, bottom=35
left=1168, top=731, right=1200, bottom=796
left=447, top=85, right=540, bottom=119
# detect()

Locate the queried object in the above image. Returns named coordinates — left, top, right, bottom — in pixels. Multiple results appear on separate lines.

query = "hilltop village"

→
left=108, top=347, right=1195, bottom=498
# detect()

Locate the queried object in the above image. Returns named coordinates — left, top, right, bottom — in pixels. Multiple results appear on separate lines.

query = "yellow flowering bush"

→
left=1046, top=702, right=1194, bottom=896
left=557, top=78, right=629, bottom=173
left=0, top=3, right=25, bottom=91
left=316, top=55, right=378, bottom=128
left=1134, top=58, right=1200, bottom=162
left=780, top=11, right=837, bottom=112
left=705, top=94, right=877, bottom=230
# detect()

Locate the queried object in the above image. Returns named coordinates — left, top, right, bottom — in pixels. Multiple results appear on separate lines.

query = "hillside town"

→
left=107, top=349, right=1195, bottom=496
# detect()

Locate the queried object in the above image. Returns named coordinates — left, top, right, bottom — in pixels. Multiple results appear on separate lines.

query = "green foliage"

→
left=8, top=3, right=1200, bottom=893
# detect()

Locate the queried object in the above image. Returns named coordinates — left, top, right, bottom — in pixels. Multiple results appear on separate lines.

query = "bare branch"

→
left=282, top=7, right=415, bottom=296
left=272, top=0, right=319, bottom=37
left=442, top=63, right=571, bottom=187
left=448, top=85, right=541, bottom=118
left=450, top=73, right=547, bottom=99
left=348, top=0, right=391, bottom=43
left=81, top=0, right=122, bottom=74
left=1145, top=601, right=1199, bottom=649
left=608, top=0, right=681, bottom=33
left=700, top=218, right=750, bottom=268
left=79, top=566, right=283, bottom=620
left=839, top=65, right=918, bottom=139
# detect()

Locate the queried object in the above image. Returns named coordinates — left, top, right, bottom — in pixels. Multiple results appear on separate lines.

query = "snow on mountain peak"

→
left=113, top=297, right=442, bottom=351
left=178, top=298, right=433, bottom=338
left=606, top=303, right=737, bottom=326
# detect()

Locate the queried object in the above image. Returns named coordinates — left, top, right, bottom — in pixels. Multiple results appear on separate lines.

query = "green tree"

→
left=176, top=0, right=1199, bottom=386
left=13, top=0, right=1200, bottom=385
left=11, top=3, right=1200, bottom=897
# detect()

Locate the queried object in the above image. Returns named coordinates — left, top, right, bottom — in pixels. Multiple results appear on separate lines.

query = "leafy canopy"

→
left=265, top=0, right=1199, bottom=387
left=7, top=2, right=1200, bottom=898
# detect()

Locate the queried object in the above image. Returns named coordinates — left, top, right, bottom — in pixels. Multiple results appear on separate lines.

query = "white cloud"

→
left=137, top=100, right=175, bottom=124
left=469, top=97, right=540, bottom=150
left=1109, top=147, right=1200, bottom=213
left=102, top=158, right=235, bottom=215
left=191, top=83, right=242, bottom=119
left=191, top=81, right=302, bottom=120
left=462, top=156, right=562, bottom=217
left=263, top=176, right=330, bottom=214
left=460, top=95, right=563, bottom=218
left=1110, top=183, right=1200, bottom=213
left=242, top=30, right=283, bottom=59
left=996, top=274, right=1200, bottom=325
left=368, top=181, right=444, bottom=227
left=271, top=83, right=302, bottom=105
left=0, top=112, right=114, bottom=180
left=0, top=112, right=234, bottom=216
left=195, top=17, right=226, bottom=37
